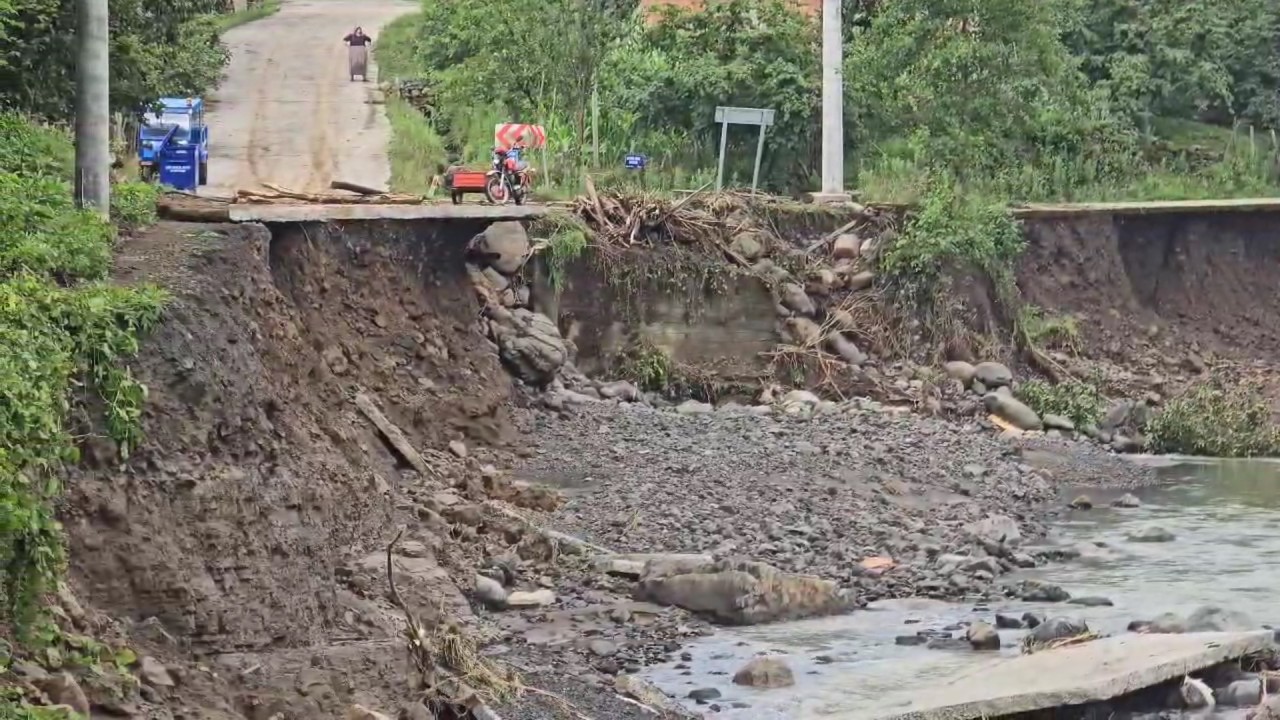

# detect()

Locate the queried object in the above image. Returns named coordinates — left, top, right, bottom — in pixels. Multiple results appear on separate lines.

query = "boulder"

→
left=487, top=307, right=567, bottom=386
left=983, top=392, right=1043, bottom=431
left=1111, top=493, right=1141, bottom=508
left=1068, top=596, right=1114, bottom=607
left=473, top=575, right=507, bottom=609
left=943, top=361, right=977, bottom=386
left=828, top=308, right=857, bottom=333
left=687, top=688, right=721, bottom=703
left=784, top=316, right=823, bottom=345
left=1126, top=526, right=1175, bottom=543
left=1043, top=414, right=1076, bottom=432
left=1221, top=678, right=1263, bottom=707
left=35, top=673, right=90, bottom=715
left=1026, top=617, right=1089, bottom=647
left=806, top=268, right=836, bottom=297
left=1015, top=580, right=1070, bottom=603
left=635, top=558, right=857, bottom=625
left=966, top=621, right=1000, bottom=650
left=1186, top=605, right=1255, bottom=632
left=967, top=514, right=1023, bottom=547
left=846, top=270, right=875, bottom=292
left=1069, top=494, right=1093, bottom=510
left=973, top=361, right=1013, bottom=388
left=832, top=233, right=860, bottom=260
left=1100, top=399, right=1133, bottom=431
left=778, top=283, right=816, bottom=316
left=731, top=231, right=766, bottom=261
left=994, top=613, right=1024, bottom=629
left=597, top=380, right=641, bottom=402
left=139, top=656, right=175, bottom=687
left=506, top=589, right=556, bottom=608
left=826, top=333, right=867, bottom=365
left=469, top=221, right=530, bottom=274
left=732, top=657, right=794, bottom=688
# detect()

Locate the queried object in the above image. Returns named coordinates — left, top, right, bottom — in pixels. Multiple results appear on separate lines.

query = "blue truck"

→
left=137, top=97, right=210, bottom=191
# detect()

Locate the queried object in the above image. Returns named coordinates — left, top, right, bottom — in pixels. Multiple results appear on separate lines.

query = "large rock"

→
left=966, top=621, right=1000, bottom=650
left=732, top=657, right=794, bottom=688
left=635, top=558, right=857, bottom=625
left=469, top=221, right=530, bottom=274
left=1026, top=617, right=1089, bottom=648
left=973, top=361, right=1013, bottom=388
left=731, top=231, right=766, bottom=261
left=778, top=283, right=816, bottom=316
left=984, top=392, right=1043, bottom=431
left=1253, top=696, right=1280, bottom=720
left=487, top=307, right=567, bottom=386
left=1126, top=526, right=1175, bottom=543
left=831, top=233, right=860, bottom=260
left=35, top=673, right=90, bottom=715
left=967, top=514, right=1023, bottom=547
left=943, top=361, right=977, bottom=386
left=1221, top=678, right=1263, bottom=706
left=1186, top=606, right=1255, bottom=632
left=826, top=333, right=867, bottom=365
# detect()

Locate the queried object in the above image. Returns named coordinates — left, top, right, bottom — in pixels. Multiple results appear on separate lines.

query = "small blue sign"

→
left=624, top=153, right=647, bottom=170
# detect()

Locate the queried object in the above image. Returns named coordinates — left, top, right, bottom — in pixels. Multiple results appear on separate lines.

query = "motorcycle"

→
left=484, top=147, right=532, bottom=205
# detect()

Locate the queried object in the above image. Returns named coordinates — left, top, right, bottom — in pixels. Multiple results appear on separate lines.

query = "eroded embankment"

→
left=55, top=219, right=621, bottom=718
left=1018, top=210, right=1280, bottom=367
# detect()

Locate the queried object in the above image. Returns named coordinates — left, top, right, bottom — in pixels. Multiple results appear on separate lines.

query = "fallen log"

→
left=330, top=179, right=387, bottom=196
left=354, top=392, right=438, bottom=480
left=156, top=200, right=232, bottom=223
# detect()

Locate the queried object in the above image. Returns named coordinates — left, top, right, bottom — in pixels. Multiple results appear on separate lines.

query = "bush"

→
left=110, top=181, right=159, bottom=230
left=0, top=115, right=167, bottom=636
left=1016, top=377, right=1105, bottom=429
left=1146, top=382, right=1280, bottom=457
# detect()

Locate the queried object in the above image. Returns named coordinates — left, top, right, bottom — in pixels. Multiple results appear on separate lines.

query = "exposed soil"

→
left=1017, top=213, right=1280, bottom=405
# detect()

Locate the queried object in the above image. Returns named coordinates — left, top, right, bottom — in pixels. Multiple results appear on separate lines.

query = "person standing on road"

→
left=343, top=27, right=372, bottom=82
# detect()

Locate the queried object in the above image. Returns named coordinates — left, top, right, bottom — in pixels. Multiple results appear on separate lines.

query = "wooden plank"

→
left=354, top=393, right=437, bottom=479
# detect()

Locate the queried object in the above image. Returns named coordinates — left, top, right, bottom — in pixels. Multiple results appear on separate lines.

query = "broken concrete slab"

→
left=855, top=631, right=1274, bottom=720
left=591, top=553, right=713, bottom=578
left=635, top=558, right=857, bottom=625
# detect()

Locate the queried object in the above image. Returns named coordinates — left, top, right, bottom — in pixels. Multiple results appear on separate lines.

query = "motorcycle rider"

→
left=504, top=129, right=533, bottom=174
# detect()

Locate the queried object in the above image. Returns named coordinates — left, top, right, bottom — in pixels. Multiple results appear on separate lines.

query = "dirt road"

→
left=205, top=0, right=416, bottom=196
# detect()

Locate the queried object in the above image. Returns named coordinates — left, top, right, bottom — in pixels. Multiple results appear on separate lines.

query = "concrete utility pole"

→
left=75, top=0, right=111, bottom=214
left=813, top=0, right=850, bottom=204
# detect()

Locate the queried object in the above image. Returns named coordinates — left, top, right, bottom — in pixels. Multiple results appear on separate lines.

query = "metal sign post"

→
left=714, top=106, right=776, bottom=192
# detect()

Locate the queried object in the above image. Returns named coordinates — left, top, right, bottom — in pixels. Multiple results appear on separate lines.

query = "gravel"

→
left=513, top=398, right=1157, bottom=603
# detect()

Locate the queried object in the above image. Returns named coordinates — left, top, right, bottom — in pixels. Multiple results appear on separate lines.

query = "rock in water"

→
left=1186, top=605, right=1255, bottom=632
left=974, top=362, right=1013, bottom=388
left=687, top=688, right=722, bottom=703
left=487, top=307, right=567, bottom=386
left=1016, top=580, right=1070, bottom=603
left=636, top=559, right=856, bottom=625
left=983, top=393, right=1043, bottom=431
left=1111, top=493, right=1141, bottom=508
left=469, top=221, right=530, bottom=274
left=995, top=613, right=1024, bottom=629
left=966, top=621, right=1000, bottom=650
left=732, top=657, right=794, bottom=689
left=1027, top=617, right=1089, bottom=647
left=1069, top=494, right=1093, bottom=510
left=1068, top=596, right=1114, bottom=607
left=1126, top=526, right=1176, bottom=543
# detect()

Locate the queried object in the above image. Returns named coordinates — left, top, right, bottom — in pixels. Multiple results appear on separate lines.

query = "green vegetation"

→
left=1016, top=306, right=1083, bottom=354
left=375, top=0, right=1280, bottom=203
left=1146, top=382, right=1280, bottom=457
left=213, top=0, right=281, bottom=31
left=1016, top=377, right=1105, bottom=429
left=0, top=0, right=231, bottom=121
left=529, top=212, right=591, bottom=289
left=0, top=115, right=167, bottom=640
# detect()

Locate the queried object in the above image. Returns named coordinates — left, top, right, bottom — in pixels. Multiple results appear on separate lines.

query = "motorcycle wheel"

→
left=484, top=175, right=510, bottom=205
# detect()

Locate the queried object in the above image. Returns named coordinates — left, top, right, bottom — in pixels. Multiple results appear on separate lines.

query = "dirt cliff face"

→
left=61, top=219, right=515, bottom=715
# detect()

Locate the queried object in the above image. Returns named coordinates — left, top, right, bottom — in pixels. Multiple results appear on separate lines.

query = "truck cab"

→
left=138, top=97, right=210, bottom=187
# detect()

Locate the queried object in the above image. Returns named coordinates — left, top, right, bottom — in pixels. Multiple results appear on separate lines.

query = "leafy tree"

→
left=1062, top=0, right=1280, bottom=130
left=0, top=0, right=229, bottom=119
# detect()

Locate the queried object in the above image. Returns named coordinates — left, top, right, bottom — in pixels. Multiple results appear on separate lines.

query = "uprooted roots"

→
left=386, top=528, right=520, bottom=718
left=386, top=530, right=600, bottom=719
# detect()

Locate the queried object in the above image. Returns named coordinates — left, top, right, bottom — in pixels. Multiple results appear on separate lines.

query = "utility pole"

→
left=75, top=0, right=111, bottom=214
left=813, top=0, right=850, bottom=204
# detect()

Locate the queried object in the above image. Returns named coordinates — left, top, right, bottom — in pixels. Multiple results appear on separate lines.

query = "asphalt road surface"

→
left=204, top=0, right=416, bottom=197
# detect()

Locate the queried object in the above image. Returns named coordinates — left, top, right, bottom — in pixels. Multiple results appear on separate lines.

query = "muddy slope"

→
left=61, top=220, right=515, bottom=715
left=1018, top=212, right=1280, bottom=363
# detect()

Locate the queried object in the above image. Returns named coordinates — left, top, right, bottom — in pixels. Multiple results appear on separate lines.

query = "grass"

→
left=213, top=0, right=282, bottom=31
left=385, top=97, right=447, bottom=196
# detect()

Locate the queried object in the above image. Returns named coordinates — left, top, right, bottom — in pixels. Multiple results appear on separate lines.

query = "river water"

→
left=640, top=456, right=1280, bottom=718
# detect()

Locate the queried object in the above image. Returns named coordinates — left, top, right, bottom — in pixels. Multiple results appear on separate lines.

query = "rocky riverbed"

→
left=514, top=392, right=1157, bottom=607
